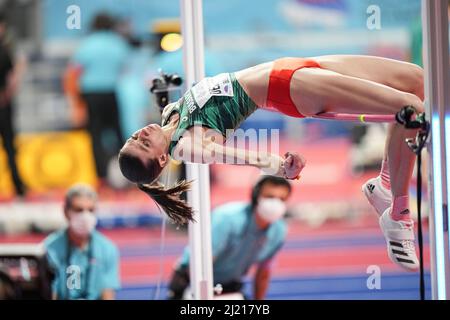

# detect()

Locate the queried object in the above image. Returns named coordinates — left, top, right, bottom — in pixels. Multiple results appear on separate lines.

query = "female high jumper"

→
left=118, top=55, right=424, bottom=272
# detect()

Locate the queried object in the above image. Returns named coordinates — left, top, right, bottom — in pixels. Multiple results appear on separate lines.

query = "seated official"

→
left=44, top=184, right=120, bottom=300
left=167, top=176, right=291, bottom=300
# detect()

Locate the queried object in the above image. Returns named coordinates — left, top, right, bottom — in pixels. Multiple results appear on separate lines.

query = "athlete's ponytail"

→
left=118, top=150, right=195, bottom=225
left=138, top=181, right=195, bottom=225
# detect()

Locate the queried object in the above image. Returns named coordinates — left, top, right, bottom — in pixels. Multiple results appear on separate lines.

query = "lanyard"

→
left=64, top=232, right=93, bottom=300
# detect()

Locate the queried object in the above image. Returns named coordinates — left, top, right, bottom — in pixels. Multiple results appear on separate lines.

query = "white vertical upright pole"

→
left=180, top=0, right=214, bottom=300
left=422, top=0, right=450, bottom=300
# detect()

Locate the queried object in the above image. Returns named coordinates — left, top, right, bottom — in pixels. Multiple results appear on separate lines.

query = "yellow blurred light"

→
left=0, top=130, right=97, bottom=195
left=161, top=33, right=183, bottom=52
left=41, top=151, right=73, bottom=178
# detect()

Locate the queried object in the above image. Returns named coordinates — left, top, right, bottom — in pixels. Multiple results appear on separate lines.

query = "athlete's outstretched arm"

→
left=172, top=136, right=305, bottom=179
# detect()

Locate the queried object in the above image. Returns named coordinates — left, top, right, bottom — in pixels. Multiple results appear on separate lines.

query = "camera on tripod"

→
left=150, top=70, right=183, bottom=112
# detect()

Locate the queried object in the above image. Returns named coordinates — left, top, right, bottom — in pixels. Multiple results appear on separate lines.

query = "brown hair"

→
left=138, top=181, right=194, bottom=225
left=118, top=151, right=195, bottom=225
left=91, top=13, right=115, bottom=31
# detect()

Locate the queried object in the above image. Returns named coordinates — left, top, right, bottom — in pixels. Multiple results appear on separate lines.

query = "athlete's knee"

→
left=403, top=92, right=424, bottom=114
left=403, top=63, right=424, bottom=100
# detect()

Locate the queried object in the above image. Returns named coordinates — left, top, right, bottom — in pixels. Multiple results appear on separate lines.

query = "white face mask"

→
left=256, top=197, right=287, bottom=223
left=69, top=211, right=97, bottom=237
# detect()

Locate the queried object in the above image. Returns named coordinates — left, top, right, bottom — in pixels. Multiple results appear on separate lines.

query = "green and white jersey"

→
left=161, top=73, right=258, bottom=156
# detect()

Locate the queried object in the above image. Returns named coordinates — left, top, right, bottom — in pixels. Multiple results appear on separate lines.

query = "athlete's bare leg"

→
left=313, top=55, right=424, bottom=100
left=289, top=66, right=423, bottom=208
left=313, top=55, right=424, bottom=182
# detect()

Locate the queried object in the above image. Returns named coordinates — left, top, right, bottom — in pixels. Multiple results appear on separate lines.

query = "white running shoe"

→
left=362, top=176, right=391, bottom=217
left=379, top=208, right=419, bottom=271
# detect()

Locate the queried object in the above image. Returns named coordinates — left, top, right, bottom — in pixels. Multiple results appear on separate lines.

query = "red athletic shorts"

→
left=266, top=57, right=322, bottom=118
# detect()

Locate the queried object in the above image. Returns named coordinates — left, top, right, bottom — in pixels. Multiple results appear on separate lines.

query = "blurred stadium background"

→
left=0, top=0, right=435, bottom=299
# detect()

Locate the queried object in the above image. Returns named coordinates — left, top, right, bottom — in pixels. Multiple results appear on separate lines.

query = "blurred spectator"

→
left=115, top=16, right=142, bottom=49
left=67, top=13, right=131, bottom=185
left=44, top=184, right=120, bottom=300
left=0, top=12, right=26, bottom=198
left=167, top=176, right=291, bottom=300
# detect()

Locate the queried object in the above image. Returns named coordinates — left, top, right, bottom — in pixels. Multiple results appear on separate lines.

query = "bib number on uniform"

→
left=191, top=73, right=234, bottom=109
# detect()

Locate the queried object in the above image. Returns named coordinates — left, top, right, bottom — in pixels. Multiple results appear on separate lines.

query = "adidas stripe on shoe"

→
left=362, top=176, right=392, bottom=217
left=379, top=208, right=419, bottom=271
